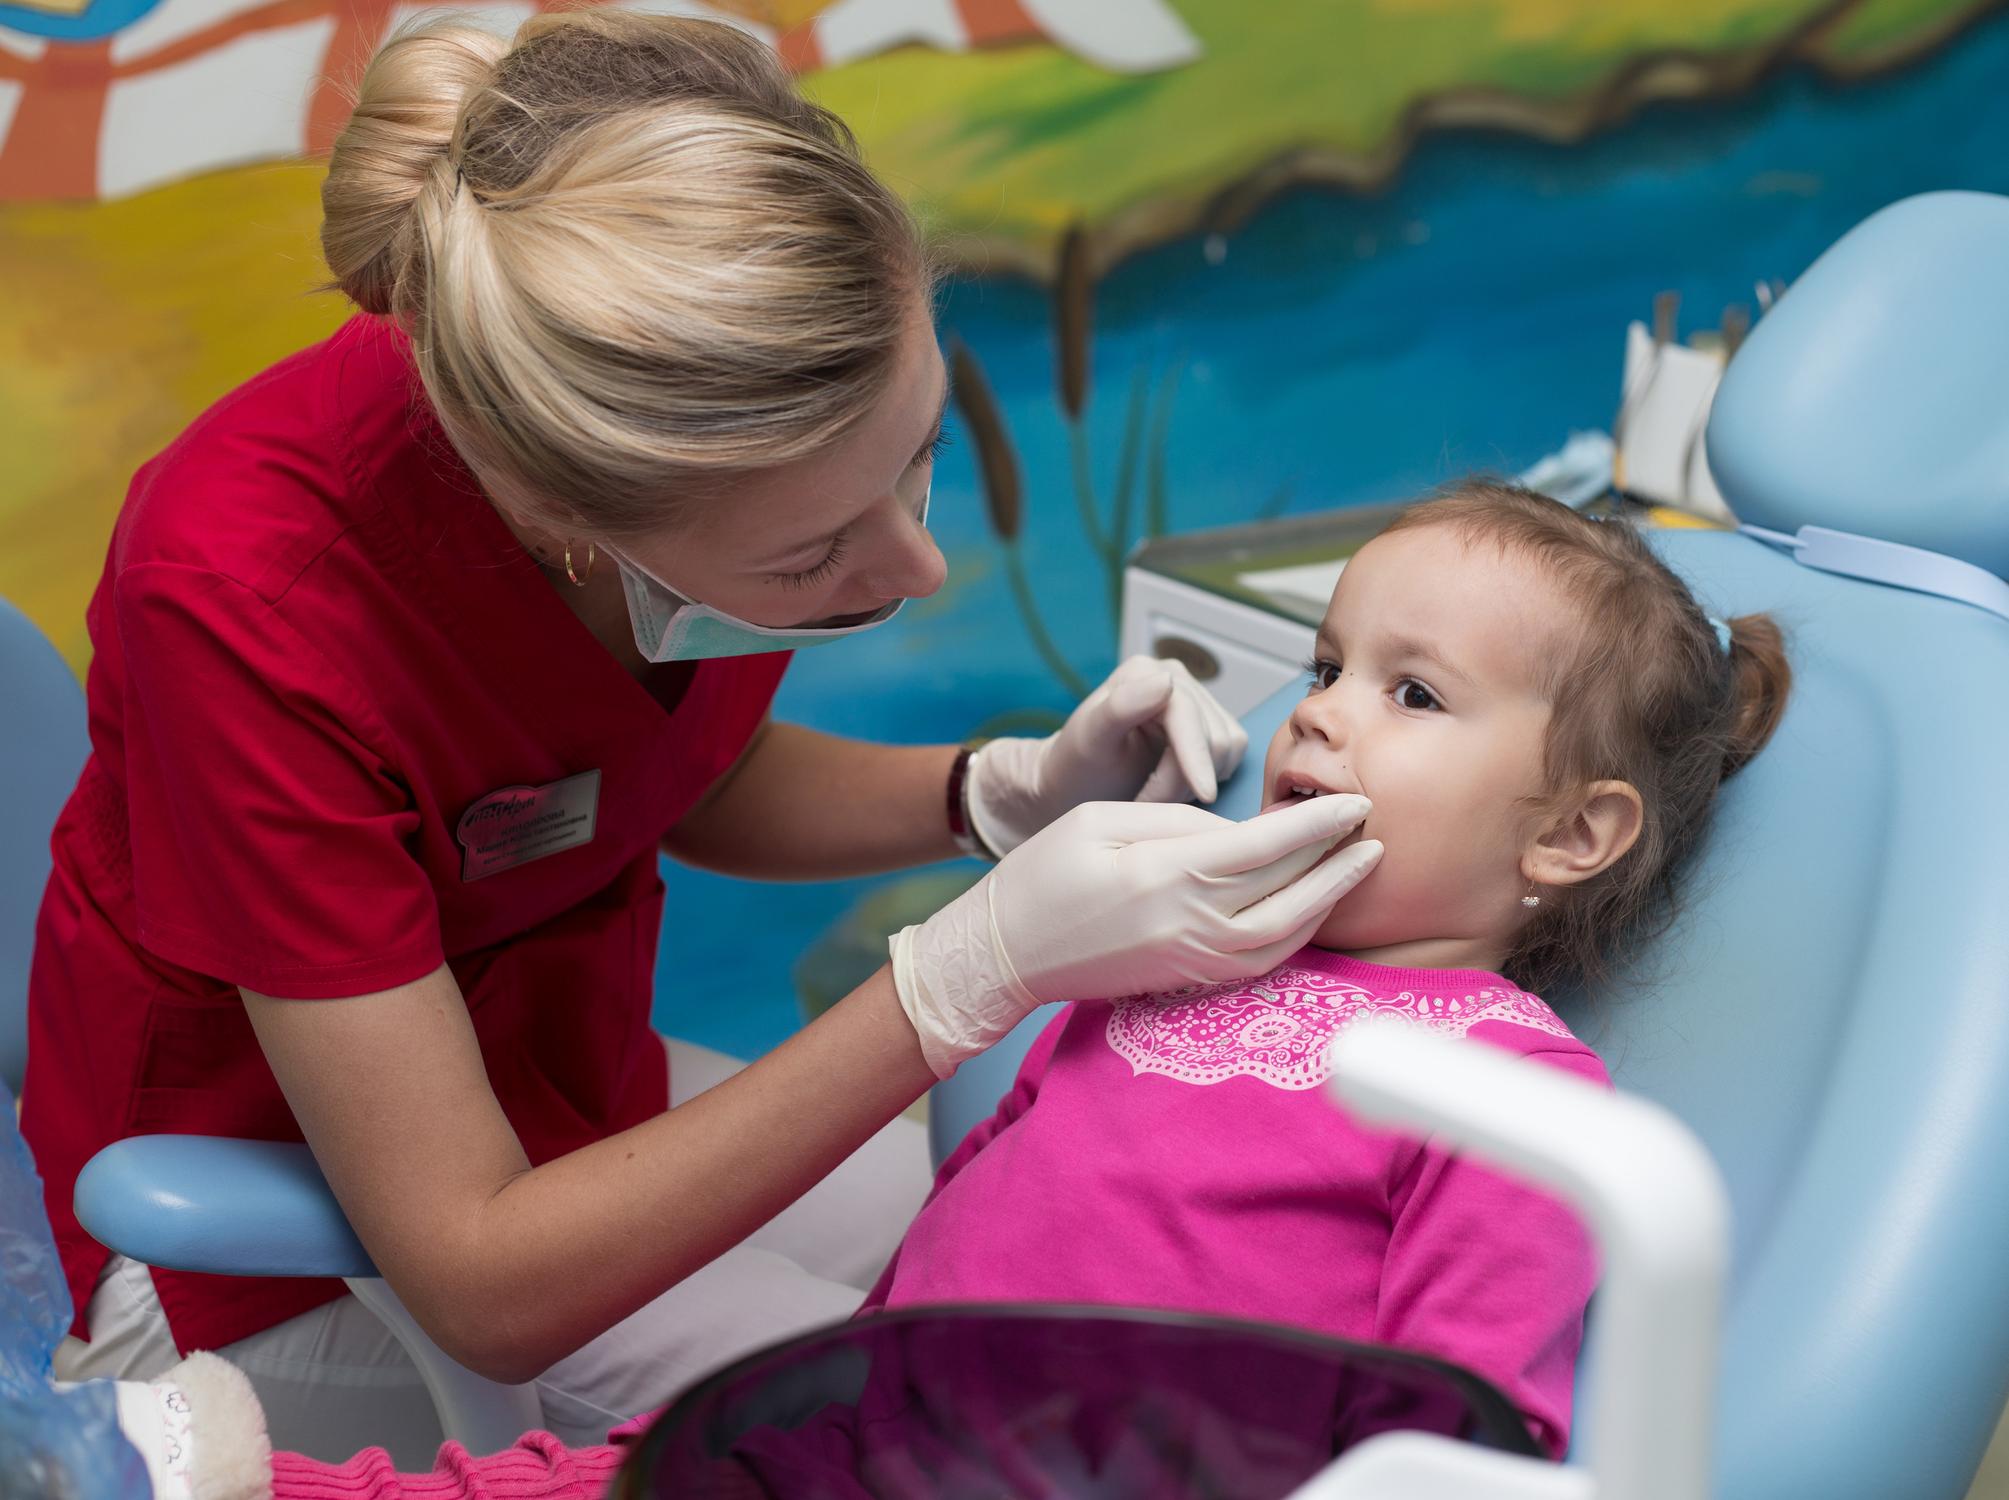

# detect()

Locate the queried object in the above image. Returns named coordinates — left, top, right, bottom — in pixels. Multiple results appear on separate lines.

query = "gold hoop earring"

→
left=564, top=541, right=596, bottom=588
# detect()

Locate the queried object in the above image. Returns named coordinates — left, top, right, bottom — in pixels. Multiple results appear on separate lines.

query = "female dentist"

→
left=24, top=9, right=1381, bottom=1464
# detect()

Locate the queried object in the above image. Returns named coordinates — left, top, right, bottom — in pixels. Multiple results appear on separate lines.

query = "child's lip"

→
left=1260, top=773, right=1365, bottom=819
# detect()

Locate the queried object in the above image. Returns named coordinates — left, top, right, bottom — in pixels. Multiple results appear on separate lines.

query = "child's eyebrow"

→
left=1321, top=626, right=1477, bottom=689
left=1382, top=633, right=1476, bottom=687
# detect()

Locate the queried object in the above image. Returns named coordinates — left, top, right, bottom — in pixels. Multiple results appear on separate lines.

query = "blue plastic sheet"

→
left=0, top=1082, right=149, bottom=1498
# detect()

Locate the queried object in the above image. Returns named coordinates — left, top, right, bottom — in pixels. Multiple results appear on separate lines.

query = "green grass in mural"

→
left=803, top=0, right=1984, bottom=262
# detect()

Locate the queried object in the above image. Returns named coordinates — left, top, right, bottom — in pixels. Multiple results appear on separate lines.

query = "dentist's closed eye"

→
left=772, top=530, right=849, bottom=589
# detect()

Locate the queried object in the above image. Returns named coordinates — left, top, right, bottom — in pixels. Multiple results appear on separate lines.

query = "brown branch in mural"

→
left=950, top=337, right=1021, bottom=542
left=1055, top=224, right=1094, bottom=421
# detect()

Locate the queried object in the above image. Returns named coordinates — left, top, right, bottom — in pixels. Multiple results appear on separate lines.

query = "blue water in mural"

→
left=657, top=12, right=2009, bottom=1060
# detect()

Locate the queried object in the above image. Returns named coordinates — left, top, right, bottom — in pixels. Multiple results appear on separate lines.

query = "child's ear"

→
left=1524, top=780, right=1643, bottom=889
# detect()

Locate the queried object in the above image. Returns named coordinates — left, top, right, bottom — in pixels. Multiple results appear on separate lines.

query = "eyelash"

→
left=771, top=430, right=946, bottom=588
left=1300, top=656, right=1442, bottom=712
left=774, top=531, right=849, bottom=590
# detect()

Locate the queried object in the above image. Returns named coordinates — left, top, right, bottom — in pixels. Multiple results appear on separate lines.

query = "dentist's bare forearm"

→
left=245, top=963, right=934, bottom=1383
left=664, top=722, right=963, bottom=878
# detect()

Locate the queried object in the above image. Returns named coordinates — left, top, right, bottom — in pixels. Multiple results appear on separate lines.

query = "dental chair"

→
left=39, top=188, right=2009, bottom=1494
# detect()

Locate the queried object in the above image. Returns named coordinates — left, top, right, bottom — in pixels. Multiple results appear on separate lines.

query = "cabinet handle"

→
left=1152, top=634, right=1221, bottom=681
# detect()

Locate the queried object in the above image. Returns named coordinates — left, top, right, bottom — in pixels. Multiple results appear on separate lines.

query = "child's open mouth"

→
left=1259, top=772, right=1366, bottom=847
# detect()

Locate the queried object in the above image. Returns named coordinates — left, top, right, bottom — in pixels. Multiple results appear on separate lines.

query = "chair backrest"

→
left=1551, top=529, right=2009, bottom=1499
left=0, top=598, right=90, bottom=1094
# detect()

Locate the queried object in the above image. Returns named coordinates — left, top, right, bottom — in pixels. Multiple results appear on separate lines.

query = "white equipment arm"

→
left=1288, top=1020, right=1730, bottom=1500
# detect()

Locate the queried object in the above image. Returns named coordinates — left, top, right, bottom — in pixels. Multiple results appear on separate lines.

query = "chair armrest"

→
left=75, top=1135, right=376, bottom=1279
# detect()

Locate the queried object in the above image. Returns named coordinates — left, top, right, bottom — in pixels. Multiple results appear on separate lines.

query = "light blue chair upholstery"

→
left=0, top=597, right=89, bottom=1095
left=933, top=191, right=2009, bottom=1498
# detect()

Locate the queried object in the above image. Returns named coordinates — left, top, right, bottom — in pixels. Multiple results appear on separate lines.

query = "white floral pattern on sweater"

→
left=1106, top=964, right=1572, bottom=1091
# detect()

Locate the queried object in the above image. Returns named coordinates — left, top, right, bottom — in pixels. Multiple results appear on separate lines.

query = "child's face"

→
left=1261, top=523, right=1573, bottom=967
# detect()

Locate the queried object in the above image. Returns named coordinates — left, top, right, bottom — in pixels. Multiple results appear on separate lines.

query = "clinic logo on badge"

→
left=455, top=770, right=600, bottom=881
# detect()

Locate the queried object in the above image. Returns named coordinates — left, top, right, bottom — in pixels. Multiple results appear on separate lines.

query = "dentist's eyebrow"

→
left=909, top=363, right=951, bottom=467
left=756, top=360, right=951, bottom=569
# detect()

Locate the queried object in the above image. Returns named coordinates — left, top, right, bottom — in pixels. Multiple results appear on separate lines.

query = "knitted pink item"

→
left=270, top=1433, right=622, bottom=1500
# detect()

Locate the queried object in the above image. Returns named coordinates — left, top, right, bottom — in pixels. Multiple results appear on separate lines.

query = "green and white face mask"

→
left=606, top=484, right=929, bottom=662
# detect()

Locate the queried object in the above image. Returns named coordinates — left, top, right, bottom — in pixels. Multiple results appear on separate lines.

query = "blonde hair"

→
left=320, top=10, right=929, bottom=537
left=1381, top=483, right=1792, bottom=998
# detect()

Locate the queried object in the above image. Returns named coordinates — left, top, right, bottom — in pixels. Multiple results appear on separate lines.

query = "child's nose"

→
left=1292, top=686, right=1351, bottom=748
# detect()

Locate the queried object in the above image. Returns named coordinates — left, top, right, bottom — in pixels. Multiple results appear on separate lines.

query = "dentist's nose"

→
left=861, top=512, right=946, bottom=604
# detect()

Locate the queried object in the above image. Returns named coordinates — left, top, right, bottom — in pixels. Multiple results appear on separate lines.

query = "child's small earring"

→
left=1520, top=882, right=1541, bottom=909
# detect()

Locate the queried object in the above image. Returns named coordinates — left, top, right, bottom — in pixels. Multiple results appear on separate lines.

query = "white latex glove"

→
left=966, top=656, right=1249, bottom=856
left=891, top=795, right=1381, bottom=1077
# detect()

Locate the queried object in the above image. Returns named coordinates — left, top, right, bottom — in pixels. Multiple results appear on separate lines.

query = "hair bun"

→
left=1719, top=613, right=1791, bottom=780
left=320, top=21, right=510, bottom=316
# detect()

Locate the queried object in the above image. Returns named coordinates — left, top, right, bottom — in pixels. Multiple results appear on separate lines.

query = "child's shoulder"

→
left=1089, top=953, right=1608, bottom=1095
left=1280, top=951, right=1611, bottom=1087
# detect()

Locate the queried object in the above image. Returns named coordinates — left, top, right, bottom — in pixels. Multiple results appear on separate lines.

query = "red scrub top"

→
left=21, top=315, right=789, bottom=1354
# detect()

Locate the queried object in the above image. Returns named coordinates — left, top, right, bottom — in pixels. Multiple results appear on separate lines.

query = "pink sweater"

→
left=274, top=950, right=1604, bottom=1497
left=865, top=948, right=1607, bottom=1459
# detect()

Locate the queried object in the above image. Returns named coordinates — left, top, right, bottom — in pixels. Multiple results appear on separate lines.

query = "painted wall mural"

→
left=4, top=0, right=2006, bottom=1053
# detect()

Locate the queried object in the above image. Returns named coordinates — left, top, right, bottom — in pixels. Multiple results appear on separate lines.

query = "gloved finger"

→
left=1136, top=746, right=1195, bottom=805
left=1157, top=672, right=1220, bottom=802
left=1042, top=797, right=1229, bottom=850
left=1197, top=684, right=1250, bottom=775
left=1226, top=839, right=1385, bottom=951
left=1096, top=657, right=1179, bottom=738
left=1177, top=793, right=1372, bottom=878
left=1133, top=684, right=1217, bottom=804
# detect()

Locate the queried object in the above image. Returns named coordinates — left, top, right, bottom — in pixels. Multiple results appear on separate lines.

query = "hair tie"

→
left=1708, top=615, right=1733, bottom=655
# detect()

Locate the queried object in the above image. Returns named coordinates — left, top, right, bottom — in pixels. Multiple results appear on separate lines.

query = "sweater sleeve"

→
left=856, top=1007, right=1071, bottom=1314
left=1373, top=1046, right=1608, bottom=1459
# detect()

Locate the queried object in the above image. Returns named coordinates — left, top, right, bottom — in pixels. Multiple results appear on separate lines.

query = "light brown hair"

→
left=320, top=10, right=930, bottom=538
left=1382, top=482, right=1792, bottom=997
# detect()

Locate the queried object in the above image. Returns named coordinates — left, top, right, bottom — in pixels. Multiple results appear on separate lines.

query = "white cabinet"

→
left=1118, top=568, right=1315, bottom=717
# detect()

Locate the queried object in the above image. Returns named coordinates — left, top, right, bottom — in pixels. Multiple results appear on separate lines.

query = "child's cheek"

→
left=1309, top=834, right=1382, bottom=948
left=1259, top=725, right=1291, bottom=798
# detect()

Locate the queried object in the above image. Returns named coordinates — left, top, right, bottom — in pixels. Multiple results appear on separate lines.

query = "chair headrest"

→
left=1706, top=191, right=2009, bottom=578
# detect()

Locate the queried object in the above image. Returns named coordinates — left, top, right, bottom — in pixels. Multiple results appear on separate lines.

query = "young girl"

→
left=119, top=483, right=1790, bottom=1497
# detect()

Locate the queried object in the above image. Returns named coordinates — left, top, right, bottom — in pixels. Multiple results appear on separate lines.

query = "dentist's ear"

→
left=1524, top=779, right=1644, bottom=890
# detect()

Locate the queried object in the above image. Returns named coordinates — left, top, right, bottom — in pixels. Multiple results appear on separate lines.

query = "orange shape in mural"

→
left=705, top=0, right=841, bottom=27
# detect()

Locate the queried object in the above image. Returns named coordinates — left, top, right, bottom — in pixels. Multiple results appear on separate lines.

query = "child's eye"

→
left=1395, top=678, right=1440, bottom=711
left=1301, top=656, right=1341, bottom=692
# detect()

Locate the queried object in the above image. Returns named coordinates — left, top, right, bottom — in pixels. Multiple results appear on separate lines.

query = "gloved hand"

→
left=966, top=656, right=1248, bottom=856
left=891, top=795, right=1380, bottom=1078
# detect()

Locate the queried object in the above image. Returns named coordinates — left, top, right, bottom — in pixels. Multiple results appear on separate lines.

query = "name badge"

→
left=457, top=770, right=601, bottom=881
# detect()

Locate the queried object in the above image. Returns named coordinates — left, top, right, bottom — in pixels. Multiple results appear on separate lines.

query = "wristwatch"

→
left=945, top=745, right=999, bottom=861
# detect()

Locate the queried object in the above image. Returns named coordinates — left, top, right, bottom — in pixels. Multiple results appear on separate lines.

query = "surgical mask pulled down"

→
left=608, top=485, right=931, bottom=662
